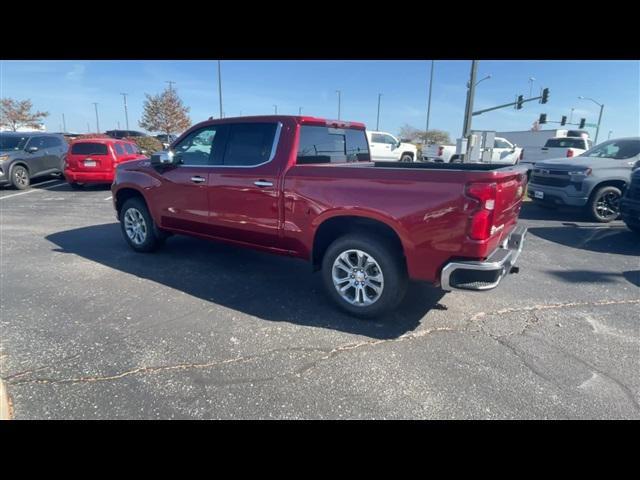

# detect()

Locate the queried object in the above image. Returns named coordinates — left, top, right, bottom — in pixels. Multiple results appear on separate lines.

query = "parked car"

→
left=520, top=135, right=592, bottom=165
left=366, top=130, right=417, bottom=162
left=154, top=134, right=178, bottom=149
left=63, top=137, right=146, bottom=189
left=620, top=160, right=640, bottom=233
left=528, top=137, right=640, bottom=222
left=432, top=137, right=522, bottom=165
left=422, top=143, right=456, bottom=163
left=112, top=116, right=528, bottom=317
left=105, top=130, right=148, bottom=140
left=0, top=132, right=67, bottom=189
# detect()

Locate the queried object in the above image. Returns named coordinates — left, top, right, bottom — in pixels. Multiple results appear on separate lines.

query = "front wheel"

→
left=11, top=165, right=30, bottom=190
left=588, top=186, right=622, bottom=223
left=321, top=234, right=408, bottom=318
left=400, top=153, right=413, bottom=163
left=120, top=197, right=165, bottom=252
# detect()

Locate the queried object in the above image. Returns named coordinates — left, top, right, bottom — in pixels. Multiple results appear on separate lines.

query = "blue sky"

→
left=1, top=60, right=638, bottom=141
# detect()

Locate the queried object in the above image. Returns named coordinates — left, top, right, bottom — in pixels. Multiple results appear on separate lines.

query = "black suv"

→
left=105, top=130, right=148, bottom=139
left=620, top=161, right=640, bottom=234
left=0, top=132, right=68, bottom=189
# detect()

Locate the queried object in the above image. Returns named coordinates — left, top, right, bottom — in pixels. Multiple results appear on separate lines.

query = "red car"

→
left=112, top=116, right=528, bottom=317
left=64, top=137, right=146, bottom=188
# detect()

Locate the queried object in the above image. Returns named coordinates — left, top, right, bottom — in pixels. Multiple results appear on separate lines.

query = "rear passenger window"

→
left=71, top=143, right=108, bottom=155
left=223, top=123, right=278, bottom=167
left=42, top=137, right=61, bottom=148
left=297, top=126, right=370, bottom=164
left=114, top=143, right=125, bottom=156
left=124, top=143, right=135, bottom=154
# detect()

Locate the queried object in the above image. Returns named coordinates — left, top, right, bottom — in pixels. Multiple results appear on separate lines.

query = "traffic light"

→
left=516, top=95, right=524, bottom=110
left=579, top=118, right=586, bottom=129
left=541, top=88, right=549, bottom=104
left=560, top=115, right=567, bottom=126
left=539, top=113, right=547, bottom=124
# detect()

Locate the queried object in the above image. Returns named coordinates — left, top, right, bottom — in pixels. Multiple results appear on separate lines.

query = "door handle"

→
left=254, top=180, right=273, bottom=188
left=191, top=176, right=206, bottom=184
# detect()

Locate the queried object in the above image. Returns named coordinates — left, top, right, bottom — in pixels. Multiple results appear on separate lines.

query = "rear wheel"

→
left=588, top=186, right=622, bottom=223
left=11, top=165, right=30, bottom=190
left=120, top=197, right=165, bottom=252
left=321, top=234, right=408, bottom=318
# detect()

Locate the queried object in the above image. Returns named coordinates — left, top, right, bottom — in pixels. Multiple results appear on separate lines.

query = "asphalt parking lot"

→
left=1, top=176, right=638, bottom=419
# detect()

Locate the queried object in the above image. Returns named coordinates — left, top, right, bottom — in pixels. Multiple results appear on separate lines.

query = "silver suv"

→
left=527, top=137, right=640, bottom=222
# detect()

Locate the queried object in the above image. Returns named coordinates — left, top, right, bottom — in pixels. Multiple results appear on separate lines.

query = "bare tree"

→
left=1, top=98, right=49, bottom=131
left=139, top=87, right=191, bottom=139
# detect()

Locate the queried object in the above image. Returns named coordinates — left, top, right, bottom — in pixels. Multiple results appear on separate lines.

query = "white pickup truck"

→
left=366, top=131, right=418, bottom=162
left=520, top=136, right=593, bottom=165
left=423, top=137, right=522, bottom=165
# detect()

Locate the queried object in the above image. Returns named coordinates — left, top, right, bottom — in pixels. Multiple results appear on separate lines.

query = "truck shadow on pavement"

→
left=46, top=223, right=446, bottom=339
left=546, top=270, right=640, bottom=287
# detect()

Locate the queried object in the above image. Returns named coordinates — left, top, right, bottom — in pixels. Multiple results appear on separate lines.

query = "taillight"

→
left=465, top=182, right=497, bottom=241
left=567, top=149, right=574, bottom=158
left=438, top=146, right=444, bottom=156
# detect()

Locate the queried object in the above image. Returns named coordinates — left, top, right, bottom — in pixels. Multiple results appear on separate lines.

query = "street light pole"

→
left=274, top=105, right=278, bottom=114
left=217, top=61, right=223, bottom=119
left=578, top=96, right=604, bottom=143
left=92, top=103, right=100, bottom=133
left=336, top=90, right=341, bottom=120
left=62, top=113, right=66, bottom=133
left=462, top=60, right=479, bottom=142
left=426, top=60, right=435, bottom=133
left=528, top=77, right=536, bottom=98
left=376, top=93, right=382, bottom=131
left=121, top=93, right=129, bottom=130
left=298, top=107, right=302, bottom=115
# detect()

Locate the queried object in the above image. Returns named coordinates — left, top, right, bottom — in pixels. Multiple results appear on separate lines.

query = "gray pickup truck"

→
left=527, top=137, right=640, bottom=222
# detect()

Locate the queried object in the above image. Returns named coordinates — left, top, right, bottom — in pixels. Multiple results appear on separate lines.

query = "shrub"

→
left=125, top=136, right=164, bottom=155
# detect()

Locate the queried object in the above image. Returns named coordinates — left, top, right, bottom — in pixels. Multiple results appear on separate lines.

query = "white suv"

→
left=366, top=131, right=417, bottom=162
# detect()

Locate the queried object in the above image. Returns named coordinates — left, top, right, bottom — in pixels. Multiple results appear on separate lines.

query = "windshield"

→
left=582, top=139, right=640, bottom=159
left=0, top=135, right=29, bottom=151
left=545, top=138, right=587, bottom=149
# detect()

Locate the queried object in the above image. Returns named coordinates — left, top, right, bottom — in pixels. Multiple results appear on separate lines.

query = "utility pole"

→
left=218, top=60, right=223, bottom=119
left=166, top=80, right=176, bottom=92
left=608, top=130, right=613, bottom=140
left=298, top=107, right=302, bottom=115
left=336, top=90, right=341, bottom=120
left=92, top=103, right=100, bottom=133
left=121, top=93, right=129, bottom=130
left=569, top=107, right=575, bottom=124
left=461, top=60, right=479, bottom=162
left=117, top=121, right=121, bottom=129
left=426, top=60, right=434, bottom=133
left=528, top=77, right=536, bottom=98
left=62, top=113, right=67, bottom=133
left=376, top=93, right=382, bottom=131
left=274, top=105, right=278, bottom=114
left=87, top=122, right=90, bottom=133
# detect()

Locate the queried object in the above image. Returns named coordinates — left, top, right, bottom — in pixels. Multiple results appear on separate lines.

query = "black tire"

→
left=321, top=234, right=408, bottom=318
left=10, top=165, right=30, bottom=190
left=449, top=155, right=461, bottom=163
left=119, top=197, right=165, bottom=252
left=69, top=182, right=84, bottom=190
left=588, top=186, right=622, bottom=223
left=400, top=153, right=413, bottom=163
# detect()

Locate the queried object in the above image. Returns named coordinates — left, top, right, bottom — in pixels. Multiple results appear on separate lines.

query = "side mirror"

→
left=150, top=150, right=177, bottom=167
left=26, top=146, right=39, bottom=153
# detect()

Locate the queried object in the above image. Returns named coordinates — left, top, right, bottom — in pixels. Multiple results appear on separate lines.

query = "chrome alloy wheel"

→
left=595, top=191, right=620, bottom=220
left=123, top=207, right=148, bottom=245
left=332, top=249, right=384, bottom=306
left=14, top=167, right=29, bottom=187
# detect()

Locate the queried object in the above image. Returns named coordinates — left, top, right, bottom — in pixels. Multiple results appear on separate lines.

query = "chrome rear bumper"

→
left=440, top=224, right=527, bottom=291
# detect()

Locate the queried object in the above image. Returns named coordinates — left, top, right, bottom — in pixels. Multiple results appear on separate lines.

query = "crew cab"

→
left=112, top=116, right=528, bottom=317
left=64, top=137, right=146, bottom=188
left=366, top=130, right=417, bottom=162
left=520, top=135, right=592, bottom=165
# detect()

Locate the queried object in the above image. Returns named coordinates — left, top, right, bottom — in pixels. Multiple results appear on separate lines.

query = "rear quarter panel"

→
left=283, top=164, right=527, bottom=283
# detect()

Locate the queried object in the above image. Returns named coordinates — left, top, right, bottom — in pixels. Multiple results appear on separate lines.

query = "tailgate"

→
left=493, top=170, right=527, bottom=236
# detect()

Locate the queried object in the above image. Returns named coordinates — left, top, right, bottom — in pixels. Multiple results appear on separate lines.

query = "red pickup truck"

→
left=112, top=116, right=528, bottom=317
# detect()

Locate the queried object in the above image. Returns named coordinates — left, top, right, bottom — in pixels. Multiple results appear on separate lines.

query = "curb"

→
left=0, top=379, right=12, bottom=420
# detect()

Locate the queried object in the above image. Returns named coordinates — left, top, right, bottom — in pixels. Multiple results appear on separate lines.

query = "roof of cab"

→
left=192, top=115, right=367, bottom=130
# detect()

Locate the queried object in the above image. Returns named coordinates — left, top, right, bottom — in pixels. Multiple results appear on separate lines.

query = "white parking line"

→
left=0, top=180, right=65, bottom=200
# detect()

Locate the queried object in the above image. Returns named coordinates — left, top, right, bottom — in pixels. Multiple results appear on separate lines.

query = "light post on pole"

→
left=336, top=90, right=341, bottom=120
left=426, top=60, right=435, bottom=133
left=569, top=107, right=575, bottom=124
left=120, top=93, right=129, bottom=130
left=528, top=77, right=536, bottom=98
left=376, top=93, right=382, bottom=131
left=92, top=103, right=100, bottom=133
left=62, top=113, right=67, bottom=133
left=578, top=96, right=604, bottom=143
left=217, top=61, right=223, bottom=119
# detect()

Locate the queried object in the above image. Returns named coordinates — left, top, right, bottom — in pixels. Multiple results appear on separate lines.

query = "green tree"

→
left=1, top=98, right=49, bottom=131
left=139, top=87, right=191, bottom=140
